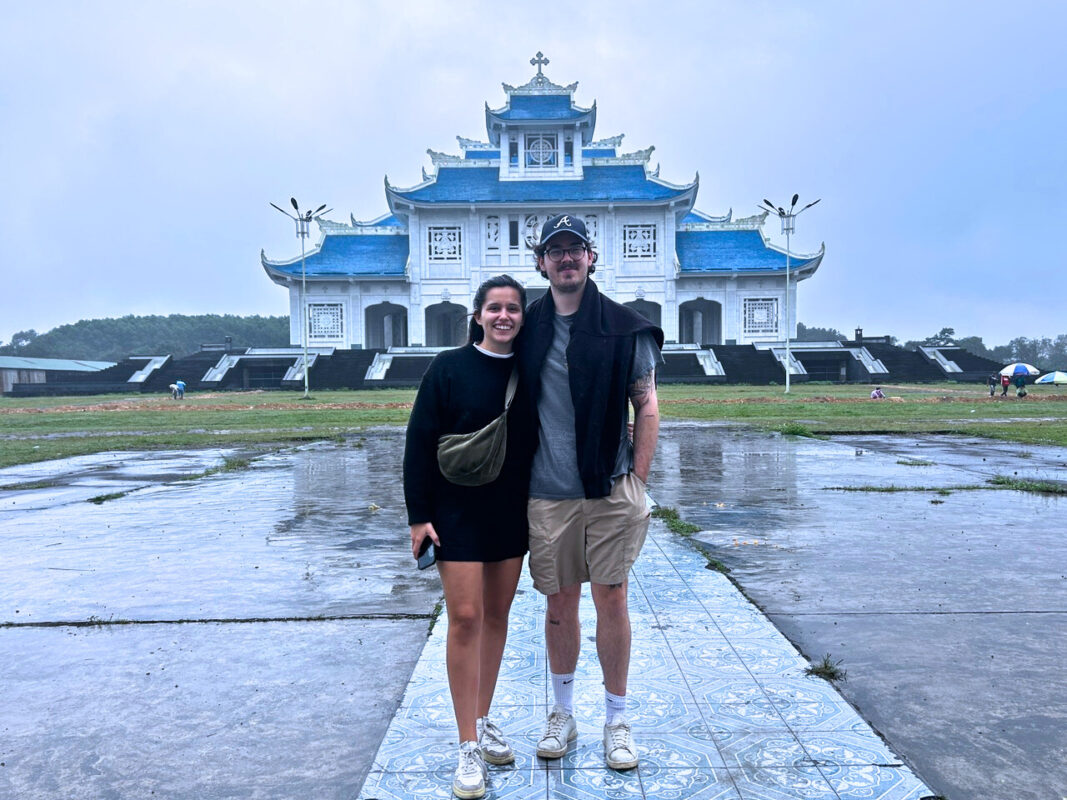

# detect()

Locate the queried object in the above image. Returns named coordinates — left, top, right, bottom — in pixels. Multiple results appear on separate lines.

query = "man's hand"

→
left=628, top=368, right=659, bottom=483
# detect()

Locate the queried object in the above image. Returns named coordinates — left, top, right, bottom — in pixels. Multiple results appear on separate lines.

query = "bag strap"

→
left=503, top=365, right=519, bottom=411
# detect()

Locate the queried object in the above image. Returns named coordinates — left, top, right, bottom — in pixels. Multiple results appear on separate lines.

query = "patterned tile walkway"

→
left=359, top=522, right=934, bottom=799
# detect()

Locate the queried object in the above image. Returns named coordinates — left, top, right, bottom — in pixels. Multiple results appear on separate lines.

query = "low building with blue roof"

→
left=262, top=54, right=823, bottom=352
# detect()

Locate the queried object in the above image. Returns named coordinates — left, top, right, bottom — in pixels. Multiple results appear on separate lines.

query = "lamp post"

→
left=271, top=198, right=329, bottom=399
left=759, top=195, right=821, bottom=393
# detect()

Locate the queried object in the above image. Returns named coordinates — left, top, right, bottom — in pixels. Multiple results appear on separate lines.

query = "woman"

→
left=403, top=275, right=532, bottom=800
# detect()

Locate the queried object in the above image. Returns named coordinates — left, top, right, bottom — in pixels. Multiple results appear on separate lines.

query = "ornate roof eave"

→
left=589, top=145, right=655, bottom=167
left=588, top=134, right=623, bottom=148
left=484, top=100, right=597, bottom=145
left=683, top=211, right=790, bottom=232
left=676, top=247, right=824, bottom=281
left=647, top=169, right=699, bottom=194
left=761, top=231, right=824, bottom=262
left=261, top=258, right=407, bottom=284
left=312, top=214, right=408, bottom=235
left=502, top=75, right=578, bottom=95
left=426, top=148, right=493, bottom=170
left=261, top=242, right=325, bottom=271
left=456, top=136, right=496, bottom=151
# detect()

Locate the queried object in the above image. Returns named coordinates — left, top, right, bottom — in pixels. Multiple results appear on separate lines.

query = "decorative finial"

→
left=530, top=51, right=549, bottom=76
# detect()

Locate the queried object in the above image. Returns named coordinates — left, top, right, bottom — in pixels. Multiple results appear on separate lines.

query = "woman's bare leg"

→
left=437, top=561, right=485, bottom=742
left=476, top=556, right=524, bottom=717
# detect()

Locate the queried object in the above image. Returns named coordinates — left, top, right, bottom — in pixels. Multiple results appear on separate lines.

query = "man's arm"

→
left=628, top=368, right=659, bottom=483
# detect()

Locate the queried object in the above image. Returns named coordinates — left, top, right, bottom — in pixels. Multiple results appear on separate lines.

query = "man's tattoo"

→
left=628, top=369, right=655, bottom=406
left=548, top=618, right=561, bottom=626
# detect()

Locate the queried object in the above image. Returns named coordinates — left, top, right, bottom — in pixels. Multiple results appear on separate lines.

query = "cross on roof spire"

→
left=530, top=51, right=549, bottom=76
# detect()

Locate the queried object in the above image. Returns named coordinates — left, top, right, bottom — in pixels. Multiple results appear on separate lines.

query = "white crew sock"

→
left=551, top=672, right=575, bottom=716
left=605, top=689, right=627, bottom=725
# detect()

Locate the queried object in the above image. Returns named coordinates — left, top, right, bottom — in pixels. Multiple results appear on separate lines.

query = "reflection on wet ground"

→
left=1, top=424, right=1064, bottom=799
left=653, top=424, right=1067, bottom=800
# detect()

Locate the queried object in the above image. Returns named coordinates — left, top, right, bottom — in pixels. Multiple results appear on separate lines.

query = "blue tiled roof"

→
left=677, top=230, right=817, bottom=273
left=464, top=150, right=498, bottom=160
left=582, top=148, right=616, bottom=158
left=681, top=210, right=730, bottom=225
left=352, top=213, right=404, bottom=227
left=266, top=234, right=409, bottom=277
left=492, top=95, right=585, bottom=120
left=391, top=166, right=692, bottom=204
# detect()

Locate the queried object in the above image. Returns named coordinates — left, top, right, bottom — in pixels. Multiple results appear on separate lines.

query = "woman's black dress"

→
left=403, top=344, right=532, bottom=562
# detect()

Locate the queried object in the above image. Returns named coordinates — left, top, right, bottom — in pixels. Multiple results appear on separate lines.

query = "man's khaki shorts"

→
left=527, top=472, right=651, bottom=596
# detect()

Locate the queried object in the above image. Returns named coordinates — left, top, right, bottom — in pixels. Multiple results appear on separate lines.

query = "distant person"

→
left=1014, top=374, right=1027, bottom=397
left=1000, top=374, right=1010, bottom=396
left=870, top=387, right=885, bottom=399
left=175, top=379, right=186, bottom=399
left=987, top=373, right=998, bottom=397
left=168, top=383, right=180, bottom=400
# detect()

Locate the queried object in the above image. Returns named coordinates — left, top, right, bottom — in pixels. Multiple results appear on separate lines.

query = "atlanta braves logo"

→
left=553, top=215, right=571, bottom=229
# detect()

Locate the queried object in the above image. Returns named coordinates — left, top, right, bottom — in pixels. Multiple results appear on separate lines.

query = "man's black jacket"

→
left=518, top=279, right=664, bottom=498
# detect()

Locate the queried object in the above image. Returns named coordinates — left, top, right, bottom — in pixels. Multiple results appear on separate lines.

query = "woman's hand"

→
left=410, top=522, right=441, bottom=559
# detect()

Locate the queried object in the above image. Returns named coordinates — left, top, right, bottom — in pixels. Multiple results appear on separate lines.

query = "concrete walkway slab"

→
left=358, top=525, right=934, bottom=800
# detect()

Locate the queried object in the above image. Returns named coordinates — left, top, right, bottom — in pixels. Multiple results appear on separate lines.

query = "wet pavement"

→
left=2, top=425, right=1064, bottom=799
left=360, top=529, right=933, bottom=800
left=1, top=435, right=440, bottom=799
left=654, top=425, right=1067, bottom=800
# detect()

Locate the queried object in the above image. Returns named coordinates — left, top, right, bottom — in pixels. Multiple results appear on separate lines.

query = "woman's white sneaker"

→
left=476, top=716, right=514, bottom=765
left=452, top=741, right=487, bottom=799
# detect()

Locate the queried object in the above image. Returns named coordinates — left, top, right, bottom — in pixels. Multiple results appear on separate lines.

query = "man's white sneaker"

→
left=476, top=716, right=514, bottom=765
left=603, top=719, right=638, bottom=770
left=536, top=706, right=577, bottom=759
left=452, top=741, right=487, bottom=799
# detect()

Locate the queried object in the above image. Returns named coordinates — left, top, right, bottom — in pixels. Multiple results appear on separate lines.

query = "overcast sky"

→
left=1, top=0, right=1064, bottom=348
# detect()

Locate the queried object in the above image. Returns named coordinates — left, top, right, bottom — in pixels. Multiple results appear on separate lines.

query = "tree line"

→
left=796, top=323, right=1067, bottom=371
left=0, top=314, right=290, bottom=362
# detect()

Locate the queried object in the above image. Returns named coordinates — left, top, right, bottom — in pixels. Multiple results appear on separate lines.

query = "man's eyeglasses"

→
left=545, top=245, right=588, bottom=262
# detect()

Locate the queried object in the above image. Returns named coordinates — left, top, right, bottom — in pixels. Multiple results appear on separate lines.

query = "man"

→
left=518, top=213, right=663, bottom=770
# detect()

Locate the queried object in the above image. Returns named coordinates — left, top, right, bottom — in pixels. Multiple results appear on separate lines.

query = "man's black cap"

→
left=539, top=213, right=590, bottom=247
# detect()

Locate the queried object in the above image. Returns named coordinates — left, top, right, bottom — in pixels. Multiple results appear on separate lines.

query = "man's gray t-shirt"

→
left=529, top=312, right=661, bottom=500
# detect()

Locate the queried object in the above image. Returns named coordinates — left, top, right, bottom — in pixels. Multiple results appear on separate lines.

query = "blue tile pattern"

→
left=358, top=523, right=933, bottom=799
left=264, top=232, right=409, bottom=277
left=389, top=166, right=691, bottom=204
left=490, top=95, right=588, bottom=121
left=676, top=229, right=819, bottom=274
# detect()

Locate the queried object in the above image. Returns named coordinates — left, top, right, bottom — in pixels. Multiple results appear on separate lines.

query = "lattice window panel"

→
left=743, top=298, right=778, bottom=336
left=427, top=226, right=462, bottom=261
left=584, top=215, right=598, bottom=243
left=486, top=216, right=500, bottom=250
left=523, top=214, right=542, bottom=249
left=622, top=224, right=657, bottom=259
left=524, top=134, right=557, bottom=168
left=308, top=303, right=344, bottom=340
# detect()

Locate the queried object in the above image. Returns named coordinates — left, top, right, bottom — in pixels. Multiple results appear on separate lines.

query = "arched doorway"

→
left=624, top=300, right=661, bottom=328
left=679, top=298, right=722, bottom=346
left=365, top=302, right=408, bottom=349
left=424, top=302, right=467, bottom=347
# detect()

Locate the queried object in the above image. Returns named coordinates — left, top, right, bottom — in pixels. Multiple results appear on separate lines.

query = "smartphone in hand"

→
left=416, top=538, right=436, bottom=570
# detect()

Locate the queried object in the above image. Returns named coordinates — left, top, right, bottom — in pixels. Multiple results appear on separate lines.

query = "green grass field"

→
left=1, top=382, right=1065, bottom=468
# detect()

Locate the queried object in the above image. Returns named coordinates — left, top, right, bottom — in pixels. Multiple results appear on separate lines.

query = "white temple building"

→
left=262, top=55, right=824, bottom=357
